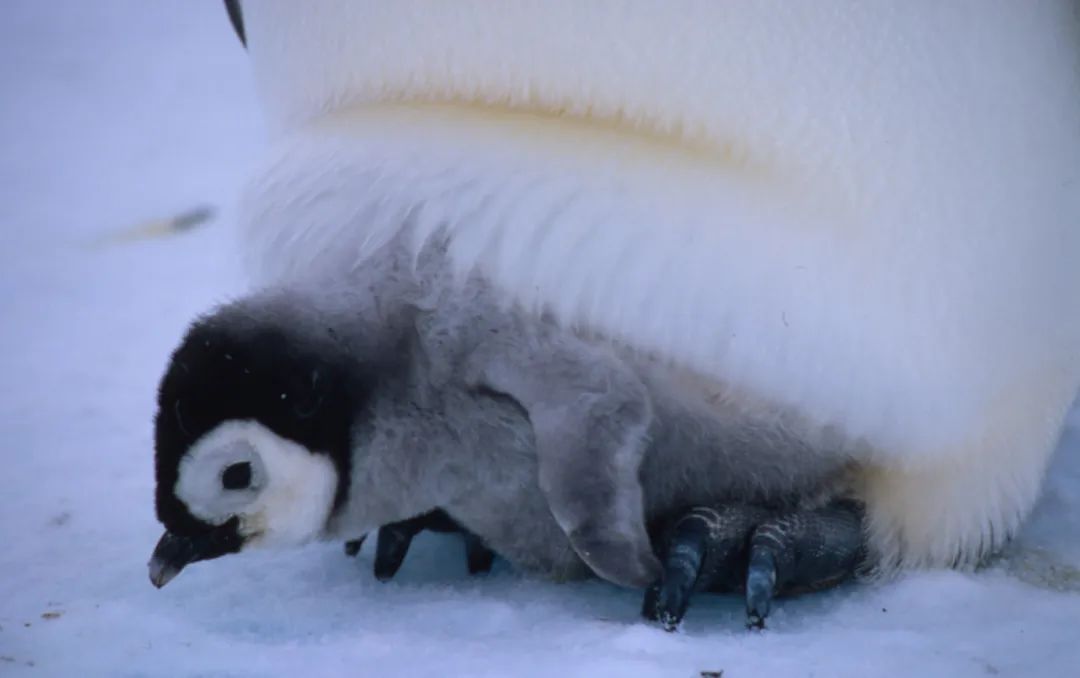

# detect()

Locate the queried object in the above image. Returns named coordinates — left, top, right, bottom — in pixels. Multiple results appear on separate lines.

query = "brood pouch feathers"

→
left=232, top=2, right=1080, bottom=572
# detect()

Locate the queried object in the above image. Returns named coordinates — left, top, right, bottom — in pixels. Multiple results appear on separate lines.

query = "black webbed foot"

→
left=343, top=536, right=366, bottom=557
left=373, top=515, right=428, bottom=581
left=463, top=531, right=496, bottom=575
left=645, top=500, right=864, bottom=630
left=344, top=509, right=496, bottom=581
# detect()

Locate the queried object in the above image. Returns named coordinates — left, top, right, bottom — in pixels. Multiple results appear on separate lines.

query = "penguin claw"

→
left=646, top=577, right=692, bottom=632
left=744, top=548, right=777, bottom=629
left=642, top=509, right=713, bottom=630
left=642, top=581, right=683, bottom=631
left=642, top=500, right=865, bottom=630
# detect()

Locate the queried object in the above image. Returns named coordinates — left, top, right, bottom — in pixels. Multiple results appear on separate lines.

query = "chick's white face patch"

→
left=176, top=420, right=338, bottom=548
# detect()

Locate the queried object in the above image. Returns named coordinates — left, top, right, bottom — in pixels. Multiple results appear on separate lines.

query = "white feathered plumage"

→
left=234, top=1, right=1080, bottom=571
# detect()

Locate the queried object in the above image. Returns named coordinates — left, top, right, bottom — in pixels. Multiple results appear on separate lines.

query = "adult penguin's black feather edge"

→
left=224, top=0, right=245, bottom=48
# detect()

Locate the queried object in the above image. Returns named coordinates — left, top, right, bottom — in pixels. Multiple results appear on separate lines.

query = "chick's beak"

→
left=148, top=531, right=196, bottom=588
left=148, top=517, right=243, bottom=588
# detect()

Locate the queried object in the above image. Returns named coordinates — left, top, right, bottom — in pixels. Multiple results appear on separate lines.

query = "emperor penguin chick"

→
left=149, top=241, right=860, bottom=627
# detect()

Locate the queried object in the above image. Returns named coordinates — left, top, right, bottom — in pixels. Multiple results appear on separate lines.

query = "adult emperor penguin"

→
left=152, top=1, right=1080, bottom=617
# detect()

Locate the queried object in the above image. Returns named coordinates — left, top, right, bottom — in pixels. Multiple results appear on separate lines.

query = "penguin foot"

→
left=343, top=536, right=366, bottom=557
left=343, top=510, right=496, bottom=580
left=643, top=500, right=865, bottom=631
left=463, top=531, right=497, bottom=575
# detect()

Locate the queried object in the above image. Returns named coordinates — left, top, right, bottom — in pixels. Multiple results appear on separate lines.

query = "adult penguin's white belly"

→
left=234, top=1, right=1080, bottom=571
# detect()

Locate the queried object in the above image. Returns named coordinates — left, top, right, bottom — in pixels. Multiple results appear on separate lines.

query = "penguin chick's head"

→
left=149, top=305, right=361, bottom=588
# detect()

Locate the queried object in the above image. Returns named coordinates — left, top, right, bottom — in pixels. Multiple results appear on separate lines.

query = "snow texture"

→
left=0, top=2, right=1077, bottom=676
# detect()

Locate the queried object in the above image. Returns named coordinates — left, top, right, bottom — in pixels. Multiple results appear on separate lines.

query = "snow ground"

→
left=0, top=2, right=1077, bottom=676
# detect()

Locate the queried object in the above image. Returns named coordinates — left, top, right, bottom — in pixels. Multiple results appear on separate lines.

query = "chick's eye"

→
left=222, top=462, right=252, bottom=490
